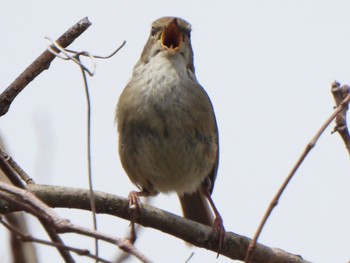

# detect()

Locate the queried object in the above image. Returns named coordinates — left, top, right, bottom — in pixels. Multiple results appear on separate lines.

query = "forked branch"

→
left=0, top=17, right=91, bottom=117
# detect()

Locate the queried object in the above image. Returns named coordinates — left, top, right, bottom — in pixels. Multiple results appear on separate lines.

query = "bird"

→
left=115, top=16, right=225, bottom=249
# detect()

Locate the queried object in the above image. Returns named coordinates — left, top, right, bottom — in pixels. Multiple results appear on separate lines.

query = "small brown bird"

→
left=116, top=17, right=224, bottom=248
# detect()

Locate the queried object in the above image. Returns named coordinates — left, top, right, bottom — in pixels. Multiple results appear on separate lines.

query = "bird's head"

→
left=140, top=17, right=195, bottom=72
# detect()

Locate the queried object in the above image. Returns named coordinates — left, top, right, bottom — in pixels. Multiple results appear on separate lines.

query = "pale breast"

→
left=117, top=54, right=218, bottom=195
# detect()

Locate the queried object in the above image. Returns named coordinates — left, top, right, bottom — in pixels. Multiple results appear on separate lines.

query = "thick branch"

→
left=0, top=17, right=91, bottom=117
left=0, top=184, right=311, bottom=263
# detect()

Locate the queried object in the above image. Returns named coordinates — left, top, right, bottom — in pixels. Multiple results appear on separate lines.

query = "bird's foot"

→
left=127, top=190, right=150, bottom=243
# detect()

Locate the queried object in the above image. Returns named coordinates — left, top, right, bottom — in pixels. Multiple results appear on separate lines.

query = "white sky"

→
left=1, top=1, right=349, bottom=262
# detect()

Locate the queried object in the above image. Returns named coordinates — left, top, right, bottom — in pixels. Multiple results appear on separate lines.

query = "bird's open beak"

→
left=161, top=18, right=183, bottom=51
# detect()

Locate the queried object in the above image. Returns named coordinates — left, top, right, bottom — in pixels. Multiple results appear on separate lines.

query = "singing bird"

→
left=116, top=17, right=225, bottom=248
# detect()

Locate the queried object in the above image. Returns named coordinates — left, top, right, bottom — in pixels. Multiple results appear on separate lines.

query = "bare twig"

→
left=46, top=40, right=126, bottom=261
left=1, top=164, right=38, bottom=263
left=0, top=150, right=75, bottom=262
left=3, top=212, right=38, bottom=263
left=0, top=151, right=25, bottom=188
left=0, top=182, right=152, bottom=263
left=0, top=149, right=34, bottom=184
left=65, top=41, right=126, bottom=60
left=40, top=223, right=75, bottom=263
left=0, top=184, right=311, bottom=262
left=46, top=39, right=126, bottom=76
left=114, top=203, right=147, bottom=263
left=46, top=38, right=97, bottom=76
left=184, top=252, right=195, bottom=263
left=245, top=90, right=350, bottom=263
left=76, top=52, right=100, bottom=261
left=0, top=216, right=113, bottom=263
left=0, top=17, right=91, bottom=117
left=331, top=81, right=350, bottom=155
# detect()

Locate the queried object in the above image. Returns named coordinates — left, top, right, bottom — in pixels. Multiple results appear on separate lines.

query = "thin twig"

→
left=47, top=40, right=125, bottom=261
left=46, top=39, right=126, bottom=76
left=3, top=211, right=38, bottom=262
left=39, top=221, right=75, bottom=263
left=184, top=252, right=195, bottom=263
left=0, top=149, right=34, bottom=184
left=114, top=214, right=146, bottom=263
left=245, top=91, right=350, bottom=263
left=65, top=41, right=126, bottom=59
left=78, top=53, right=99, bottom=261
left=0, top=151, right=25, bottom=188
left=0, top=17, right=91, bottom=117
left=46, top=39, right=126, bottom=262
left=46, top=39, right=96, bottom=76
left=0, top=216, right=112, bottom=263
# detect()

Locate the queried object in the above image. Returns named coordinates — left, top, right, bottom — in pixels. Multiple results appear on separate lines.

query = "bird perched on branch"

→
left=116, top=16, right=225, bottom=250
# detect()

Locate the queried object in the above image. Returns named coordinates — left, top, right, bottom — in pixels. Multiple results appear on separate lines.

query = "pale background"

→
left=0, top=1, right=349, bottom=262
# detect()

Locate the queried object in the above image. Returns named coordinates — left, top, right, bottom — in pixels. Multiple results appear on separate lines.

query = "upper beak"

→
left=161, top=18, right=183, bottom=51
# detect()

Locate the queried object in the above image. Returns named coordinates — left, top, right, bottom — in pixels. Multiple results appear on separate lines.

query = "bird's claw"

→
left=214, top=217, right=225, bottom=256
left=128, top=191, right=142, bottom=212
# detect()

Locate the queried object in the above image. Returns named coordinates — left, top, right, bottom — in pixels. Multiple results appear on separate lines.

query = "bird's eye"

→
left=150, top=27, right=157, bottom=36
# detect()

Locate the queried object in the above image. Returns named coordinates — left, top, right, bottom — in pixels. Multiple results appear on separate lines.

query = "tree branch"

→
left=0, top=148, right=75, bottom=263
left=0, top=184, right=311, bottom=263
left=0, top=216, right=113, bottom=263
left=331, top=81, right=350, bottom=155
left=0, top=182, right=152, bottom=263
left=0, top=17, right=91, bottom=117
left=245, top=87, right=350, bottom=262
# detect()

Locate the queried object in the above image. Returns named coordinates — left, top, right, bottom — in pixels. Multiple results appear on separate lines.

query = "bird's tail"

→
left=178, top=190, right=214, bottom=226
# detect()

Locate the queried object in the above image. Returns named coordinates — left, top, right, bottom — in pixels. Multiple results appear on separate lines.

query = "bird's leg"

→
left=127, top=189, right=150, bottom=243
left=201, top=185, right=225, bottom=255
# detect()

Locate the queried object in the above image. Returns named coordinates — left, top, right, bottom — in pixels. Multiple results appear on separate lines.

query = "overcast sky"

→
left=1, top=1, right=350, bottom=262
